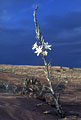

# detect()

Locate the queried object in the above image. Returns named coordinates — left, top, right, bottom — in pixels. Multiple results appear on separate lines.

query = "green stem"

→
left=42, top=56, right=63, bottom=117
left=42, top=56, right=54, bottom=94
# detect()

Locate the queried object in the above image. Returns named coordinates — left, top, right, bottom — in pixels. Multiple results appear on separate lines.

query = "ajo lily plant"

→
left=32, top=6, right=64, bottom=118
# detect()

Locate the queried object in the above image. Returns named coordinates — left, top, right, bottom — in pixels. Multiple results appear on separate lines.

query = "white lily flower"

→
left=32, top=42, right=38, bottom=50
left=44, top=42, right=52, bottom=50
left=34, top=46, right=42, bottom=56
left=42, top=51, right=48, bottom=56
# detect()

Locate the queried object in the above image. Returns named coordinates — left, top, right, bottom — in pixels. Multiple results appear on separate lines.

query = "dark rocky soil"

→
left=0, top=65, right=81, bottom=120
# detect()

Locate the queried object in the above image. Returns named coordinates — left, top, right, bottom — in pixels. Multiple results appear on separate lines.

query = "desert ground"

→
left=0, top=64, right=81, bottom=120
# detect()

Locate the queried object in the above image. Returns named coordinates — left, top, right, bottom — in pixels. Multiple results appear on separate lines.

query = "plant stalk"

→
left=33, top=6, right=64, bottom=118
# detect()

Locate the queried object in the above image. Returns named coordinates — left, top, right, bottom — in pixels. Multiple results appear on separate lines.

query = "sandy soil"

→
left=0, top=65, right=81, bottom=120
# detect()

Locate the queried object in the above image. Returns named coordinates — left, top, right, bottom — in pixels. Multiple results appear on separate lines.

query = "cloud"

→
left=58, top=11, right=81, bottom=30
left=0, top=27, right=34, bottom=46
left=57, top=27, right=81, bottom=41
left=41, top=11, right=81, bottom=43
left=0, top=1, right=81, bottom=45
left=0, top=0, right=41, bottom=30
left=0, top=0, right=35, bottom=21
